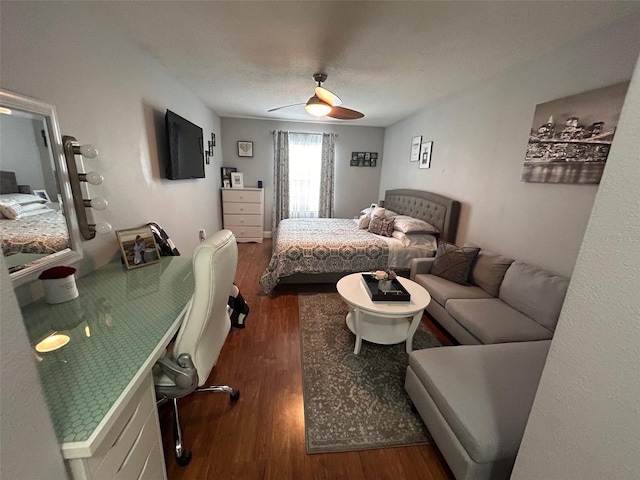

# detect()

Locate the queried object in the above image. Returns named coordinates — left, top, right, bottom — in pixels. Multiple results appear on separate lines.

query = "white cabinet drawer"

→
left=137, top=441, right=165, bottom=480
left=227, top=226, right=263, bottom=239
left=224, top=202, right=262, bottom=215
left=112, top=412, right=160, bottom=480
left=222, top=189, right=261, bottom=203
left=224, top=214, right=262, bottom=227
left=88, top=379, right=154, bottom=478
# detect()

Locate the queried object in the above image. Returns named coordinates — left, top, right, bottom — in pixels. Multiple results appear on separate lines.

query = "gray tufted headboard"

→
left=384, top=189, right=461, bottom=244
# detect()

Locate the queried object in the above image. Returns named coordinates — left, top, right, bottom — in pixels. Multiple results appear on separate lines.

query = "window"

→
left=288, top=133, right=322, bottom=218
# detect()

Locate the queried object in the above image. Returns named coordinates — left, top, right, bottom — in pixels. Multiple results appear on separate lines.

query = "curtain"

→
left=272, top=131, right=289, bottom=232
left=319, top=133, right=336, bottom=218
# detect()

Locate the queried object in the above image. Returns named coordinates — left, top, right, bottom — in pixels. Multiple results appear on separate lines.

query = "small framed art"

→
left=410, top=136, right=422, bottom=162
left=115, top=225, right=161, bottom=270
left=33, top=189, right=51, bottom=202
left=419, top=141, right=433, bottom=169
left=231, top=172, right=245, bottom=188
left=237, top=141, right=253, bottom=157
left=221, top=166, right=237, bottom=187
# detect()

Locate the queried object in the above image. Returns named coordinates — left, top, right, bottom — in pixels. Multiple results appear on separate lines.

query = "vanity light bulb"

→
left=95, top=222, right=112, bottom=234
left=90, top=197, right=108, bottom=211
left=79, top=144, right=99, bottom=158
left=84, top=171, right=103, bottom=185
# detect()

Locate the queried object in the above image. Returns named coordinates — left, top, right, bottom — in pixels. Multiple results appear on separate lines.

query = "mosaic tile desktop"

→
left=21, top=257, right=194, bottom=445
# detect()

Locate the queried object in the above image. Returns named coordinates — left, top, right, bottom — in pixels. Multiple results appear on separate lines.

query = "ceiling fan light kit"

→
left=270, top=73, right=364, bottom=120
left=304, top=95, right=332, bottom=116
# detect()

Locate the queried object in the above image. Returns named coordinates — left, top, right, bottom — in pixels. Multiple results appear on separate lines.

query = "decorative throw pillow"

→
left=469, top=251, right=514, bottom=297
left=431, top=242, right=481, bottom=285
left=368, top=215, right=395, bottom=237
left=358, top=213, right=371, bottom=229
left=393, top=215, right=439, bottom=234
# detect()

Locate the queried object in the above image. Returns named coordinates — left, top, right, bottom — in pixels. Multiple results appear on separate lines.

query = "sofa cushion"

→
left=469, top=251, right=514, bottom=297
left=408, top=340, right=551, bottom=464
left=431, top=242, right=481, bottom=285
left=446, top=298, right=554, bottom=344
left=414, top=274, right=491, bottom=308
left=499, top=262, right=569, bottom=331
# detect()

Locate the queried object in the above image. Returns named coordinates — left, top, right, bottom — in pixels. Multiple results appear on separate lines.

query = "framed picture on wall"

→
left=410, top=136, right=422, bottom=162
left=419, top=141, right=433, bottom=169
left=237, top=141, right=253, bottom=157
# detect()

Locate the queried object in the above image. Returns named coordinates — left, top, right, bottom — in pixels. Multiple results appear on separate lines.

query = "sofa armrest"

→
left=410, top=257, right=435, bottom=280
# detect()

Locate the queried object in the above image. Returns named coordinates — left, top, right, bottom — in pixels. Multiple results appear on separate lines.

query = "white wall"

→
left=380, top=14, right=640, bottom=278
left=221, top=117, right=384, bottom=231
left=512, top=51, right=640, bottom=480
left=0, top=257, right=68, bottom=480
left=1, top=1, right=224, bottom=283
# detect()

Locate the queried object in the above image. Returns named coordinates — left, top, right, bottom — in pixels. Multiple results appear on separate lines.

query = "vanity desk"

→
left=20, top=256, right=194, bottom=480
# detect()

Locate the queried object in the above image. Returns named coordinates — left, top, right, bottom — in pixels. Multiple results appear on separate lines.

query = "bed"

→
left=259, top=189, right=461, bottom=293
left=0, top=170, right=70, bottom=257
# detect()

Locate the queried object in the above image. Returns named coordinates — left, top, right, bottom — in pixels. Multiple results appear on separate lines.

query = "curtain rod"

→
left=270, top=130, right=338, bottom=137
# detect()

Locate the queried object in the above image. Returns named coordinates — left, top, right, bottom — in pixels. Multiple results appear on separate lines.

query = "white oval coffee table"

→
left=336, top=273, right=431, bottom=354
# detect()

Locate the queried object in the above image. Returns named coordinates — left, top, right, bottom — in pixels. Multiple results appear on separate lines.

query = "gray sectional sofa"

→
left=405, top=340, right=551, bottom=480
left=404, top=251, right=569, bottom=479
left=409, top=251, right=569, bottom=345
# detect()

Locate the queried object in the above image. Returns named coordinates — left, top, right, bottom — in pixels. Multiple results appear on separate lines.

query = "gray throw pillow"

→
left=469, top=251, right=514, bottom=297
left=431, top=242, right=481, bottom=285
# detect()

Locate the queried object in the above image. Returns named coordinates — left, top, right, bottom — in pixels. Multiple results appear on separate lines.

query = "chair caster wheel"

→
left=230, top=390, right=240, bottom=402
left=176, top=450, right=192, bottom=466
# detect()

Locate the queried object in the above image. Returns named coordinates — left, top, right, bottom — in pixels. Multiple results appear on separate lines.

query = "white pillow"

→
left=358, top=213, right=371, bottom=229
left=0, top=201, right=50, bottom=220
left=0, top=193, right=47, bottom=206
left=393, top=215, right=439, bottom=234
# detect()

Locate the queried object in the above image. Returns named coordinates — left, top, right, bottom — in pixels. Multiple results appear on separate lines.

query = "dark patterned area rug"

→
left=299, top=292, right=441, bottom=454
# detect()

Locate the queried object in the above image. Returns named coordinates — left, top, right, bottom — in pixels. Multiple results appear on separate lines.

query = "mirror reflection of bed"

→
left=0, top=104, right=71, bottom=273
left=0, top=170, right=70, bottom=272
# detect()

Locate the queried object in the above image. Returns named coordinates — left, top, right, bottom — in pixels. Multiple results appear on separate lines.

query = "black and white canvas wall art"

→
left=522, top=81, right=629, bottom=184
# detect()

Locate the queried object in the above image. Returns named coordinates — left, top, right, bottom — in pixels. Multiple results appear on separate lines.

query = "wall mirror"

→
left=0, top=89, right=83, bottom=286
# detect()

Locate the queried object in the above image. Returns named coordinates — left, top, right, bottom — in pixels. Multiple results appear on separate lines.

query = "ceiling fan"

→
left=268, top=73, right=364, bottom=120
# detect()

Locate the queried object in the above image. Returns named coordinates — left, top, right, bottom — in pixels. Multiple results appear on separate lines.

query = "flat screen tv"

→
left=165, top=109, right=205, bottom=180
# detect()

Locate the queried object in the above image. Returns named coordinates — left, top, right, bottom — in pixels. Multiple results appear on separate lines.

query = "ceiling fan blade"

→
left=268, top=102, right=305, bottom=112
left=327, top=106, right=364, bottom=120
left=315, top=86, right=342, bottom=107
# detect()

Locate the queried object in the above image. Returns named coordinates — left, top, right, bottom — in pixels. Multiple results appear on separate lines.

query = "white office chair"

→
left=153, top=229, right=240, bottom=466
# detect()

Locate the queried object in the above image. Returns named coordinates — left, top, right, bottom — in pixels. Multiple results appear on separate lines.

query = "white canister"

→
left=39, top=266, right=79, bottom=304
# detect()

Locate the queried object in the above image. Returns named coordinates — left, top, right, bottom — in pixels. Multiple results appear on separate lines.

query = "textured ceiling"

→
left=87, top=1, right=640, bottom=127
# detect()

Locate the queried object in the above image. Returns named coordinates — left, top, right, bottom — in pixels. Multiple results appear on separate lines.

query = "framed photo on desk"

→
left=116, top=226, right=161, bottom=270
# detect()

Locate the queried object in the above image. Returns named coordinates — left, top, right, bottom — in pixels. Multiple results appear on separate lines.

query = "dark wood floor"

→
left=159, top=240, right=455, bottom=480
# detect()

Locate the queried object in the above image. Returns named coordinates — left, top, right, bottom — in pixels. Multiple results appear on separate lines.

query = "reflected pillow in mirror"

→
left=0, top=201, right=51, bottom=220
left=0, top=193, right=47, bottom=206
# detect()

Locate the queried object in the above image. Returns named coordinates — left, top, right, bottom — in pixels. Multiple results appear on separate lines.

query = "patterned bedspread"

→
left=259, top=218, right=389, bottom=294
left=1, top=210, right=70, bottom=256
